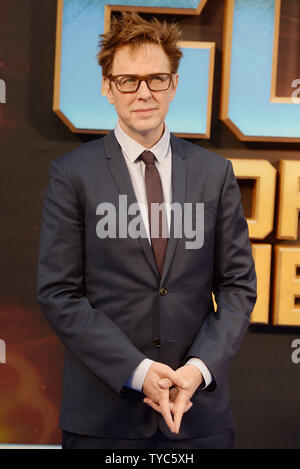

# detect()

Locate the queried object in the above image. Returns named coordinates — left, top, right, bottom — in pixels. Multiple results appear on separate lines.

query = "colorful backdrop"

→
left=0, top=0, right=299, bottom=448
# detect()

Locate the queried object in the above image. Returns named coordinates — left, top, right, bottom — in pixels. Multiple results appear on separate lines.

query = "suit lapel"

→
left=103, top=132, right=159, bottom=279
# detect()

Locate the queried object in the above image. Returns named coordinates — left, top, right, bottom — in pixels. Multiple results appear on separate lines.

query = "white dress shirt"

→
left=114, top=121, right=213, bottom=391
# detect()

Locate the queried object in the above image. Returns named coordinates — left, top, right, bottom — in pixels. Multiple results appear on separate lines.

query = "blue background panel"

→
left=58, top=0, right=212, bottom=135
left=229, top=0, right=300, bottom=139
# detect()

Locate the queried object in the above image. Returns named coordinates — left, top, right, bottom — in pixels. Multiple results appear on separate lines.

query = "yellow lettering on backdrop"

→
left=272, top=246, right=300, bottom=326
left=211, top=159, right=300, bottom=326
left=250, top=244, right=272, bottom=324
left=277, top=160, right=300, bottom=240
left=230, top=159, right=276, bottom=239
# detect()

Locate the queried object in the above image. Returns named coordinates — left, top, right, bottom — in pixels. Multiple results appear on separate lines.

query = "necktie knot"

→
left=139, top=150, right=156, bottom=166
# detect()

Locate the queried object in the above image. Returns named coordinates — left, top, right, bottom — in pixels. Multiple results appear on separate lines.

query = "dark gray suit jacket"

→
left=37, top=131, right=257, bottom=440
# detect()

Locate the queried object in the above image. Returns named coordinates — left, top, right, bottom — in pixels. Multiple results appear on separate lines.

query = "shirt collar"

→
left=114, top=120, right=170, bottom=164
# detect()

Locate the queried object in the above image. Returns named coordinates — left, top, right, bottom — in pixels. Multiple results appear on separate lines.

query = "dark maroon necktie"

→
left=139, top=150, right=168, bottom=276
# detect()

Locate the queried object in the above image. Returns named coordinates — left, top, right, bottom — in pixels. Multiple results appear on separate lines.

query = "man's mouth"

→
left=133, top=108, right=156, bottom=114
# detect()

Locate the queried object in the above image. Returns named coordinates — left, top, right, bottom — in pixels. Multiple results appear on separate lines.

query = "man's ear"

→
left=170, top=73, right=179, bottom=102
left=103, top=77, right=114, bottom=104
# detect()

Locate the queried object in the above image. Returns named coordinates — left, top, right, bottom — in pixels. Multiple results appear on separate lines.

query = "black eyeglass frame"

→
left=108, top=73, right=175, bottom=93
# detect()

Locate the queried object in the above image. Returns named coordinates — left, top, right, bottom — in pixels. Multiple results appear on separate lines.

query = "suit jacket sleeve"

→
left=184, top=159, right=257, bottom=391
left=37, top=160, right=146, bottom=394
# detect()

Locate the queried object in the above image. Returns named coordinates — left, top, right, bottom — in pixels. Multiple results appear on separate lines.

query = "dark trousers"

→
left=62, top=428, right=234, bottom=449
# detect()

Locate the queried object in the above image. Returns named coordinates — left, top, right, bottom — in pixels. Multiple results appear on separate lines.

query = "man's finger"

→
left=159, top=388, right=175, bottom=433
left=161, top=368, right=189, bottom=390
left=144, top=396, right=193, bottom=415
left=169, top=387, right=178, bottom=401
left=173, top=393, right=188, bottom=434
left=185, top=401, right=193, bottom=412
left=143, top=397, right=161, bottom=413
left=158, top=377, right=173, bottom=389
left=171, top=372, right=189, bottom=390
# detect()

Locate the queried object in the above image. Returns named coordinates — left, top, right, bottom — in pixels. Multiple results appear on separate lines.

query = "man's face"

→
left=104, top=43, right=178, bottom=146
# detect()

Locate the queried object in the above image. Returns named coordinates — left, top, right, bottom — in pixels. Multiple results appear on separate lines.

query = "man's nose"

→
left=136, top=80, right=152, bottom=98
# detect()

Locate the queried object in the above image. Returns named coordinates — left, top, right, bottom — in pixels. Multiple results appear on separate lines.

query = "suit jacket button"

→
left=160, top=287, right=168, bottom=296
left=152, top=338, right=160, bottom=348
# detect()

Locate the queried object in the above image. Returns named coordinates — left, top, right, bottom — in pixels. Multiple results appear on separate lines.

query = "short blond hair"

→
left=97, top=11, right=183, bottom=77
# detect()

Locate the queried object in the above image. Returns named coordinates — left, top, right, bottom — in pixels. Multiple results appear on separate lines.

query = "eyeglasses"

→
left=108, top=73, right=174, bottom=93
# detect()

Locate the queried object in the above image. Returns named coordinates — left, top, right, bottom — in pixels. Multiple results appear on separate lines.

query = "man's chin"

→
left=120, top=118, right=164, bottom=143
left=131, top=119, right=163, bottom=135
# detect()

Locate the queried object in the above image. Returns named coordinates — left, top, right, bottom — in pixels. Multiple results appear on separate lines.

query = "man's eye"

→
left=151, top=76, right=164, bottom=82
left=120, top=77, right=137, bottom=85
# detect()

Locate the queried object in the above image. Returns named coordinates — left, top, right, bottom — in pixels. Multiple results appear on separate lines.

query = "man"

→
left=37, top=12, right=257, bottom=449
